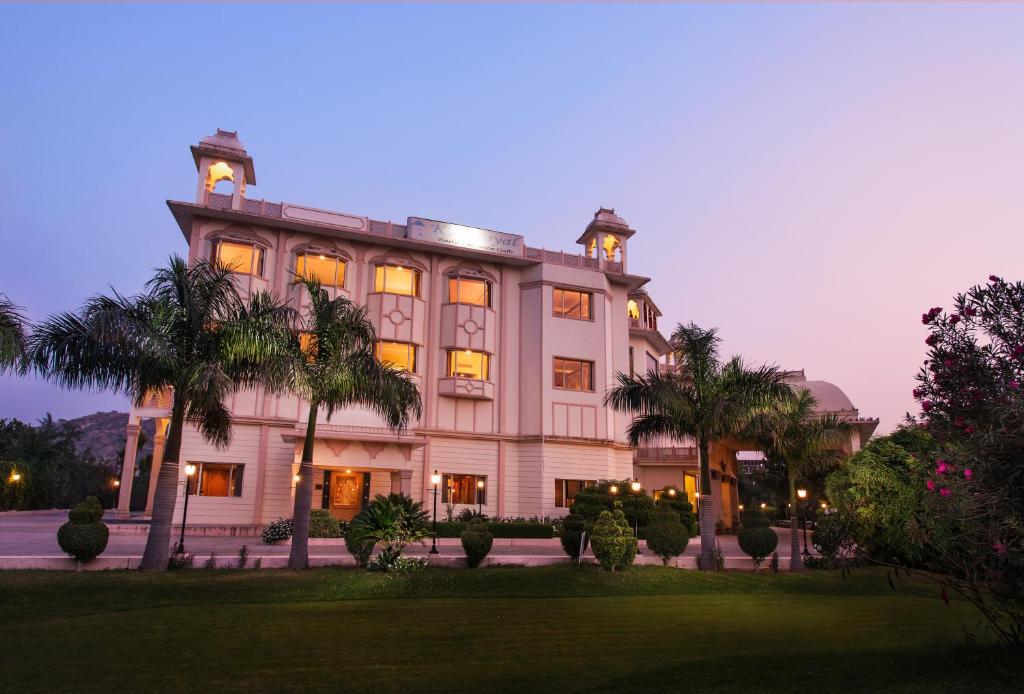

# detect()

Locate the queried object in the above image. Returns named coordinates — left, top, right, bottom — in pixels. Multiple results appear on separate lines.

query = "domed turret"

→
left=190, top=128, right=257, bottom=209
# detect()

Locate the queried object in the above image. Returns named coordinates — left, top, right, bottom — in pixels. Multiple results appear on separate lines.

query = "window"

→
left=553, top=357, right=594, bottom=391
left=375, top=340, right=417, bottom=373
left=552, top=287, right=592, bottom=320
left=442, top=474, right=486, bottom=505
left=296, top=253, right=346, bottom=288
left=374, top=264, right=421, bottom=297
left=186, top=463, right=244, bottom=497
left=555, top=479, right=596, bottom=508
left=213, top=240, right=264, bottom=277
left=684, top=474, right=698, bottom=507
left=448, top=276, right=491, bottom=307
left=446, top=349, right=489, bottom=380
left=629, top=346, right=635, bottom=378
left=646, top=351, right=659, bottom=376
left=627, top=299, right=640, bottom=320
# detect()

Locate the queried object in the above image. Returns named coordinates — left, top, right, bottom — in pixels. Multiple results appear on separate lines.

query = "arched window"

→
left=603, top=235, right=621, bottom=261
left=627, top=299, right=640, bottom=320
left=212, top=239, right=264, bottom=277
left=206, top=161, right=234, bottom=193
left=447, top=276, right=491, bottom=307
left=374, top=264, right=421, bottom=297
left=296, top=253, right=346, bottom=288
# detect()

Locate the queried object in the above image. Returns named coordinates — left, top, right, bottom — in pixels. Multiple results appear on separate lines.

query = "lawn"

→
left=1, top=566, right=1020, bottom=693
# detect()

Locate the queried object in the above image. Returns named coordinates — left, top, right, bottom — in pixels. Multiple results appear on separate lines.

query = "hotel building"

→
left=115, top=130, right=877, bottom=530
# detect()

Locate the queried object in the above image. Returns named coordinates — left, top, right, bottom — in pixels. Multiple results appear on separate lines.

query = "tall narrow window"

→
left=374, top=264, right=421, bottom=297
left=375, top=340, right=417, bottom=373
left=296, top=253, right=346, bottom=288
left=213, top=240, right=264, bottom=277
left=446, top=350, right=489, bottom=380
left=553, top=287, right=592, bottom=320
left=629, top=346, right=635, bottom=378
left=447, top=276, right=491, bottom=307
left=553, top=357, right=594, bottom=391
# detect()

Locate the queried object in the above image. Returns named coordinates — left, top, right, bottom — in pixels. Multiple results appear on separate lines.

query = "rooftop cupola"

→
left=191, top=129, right=256, bottom=210
left=576, top=207, right=636, bottom=273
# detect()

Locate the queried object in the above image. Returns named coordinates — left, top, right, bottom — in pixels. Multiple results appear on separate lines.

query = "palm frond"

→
left=0, top=294, right=29, bottom=374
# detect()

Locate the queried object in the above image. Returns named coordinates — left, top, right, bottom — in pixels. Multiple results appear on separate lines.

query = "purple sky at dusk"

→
left=2, top=3, right=1024, bottom=434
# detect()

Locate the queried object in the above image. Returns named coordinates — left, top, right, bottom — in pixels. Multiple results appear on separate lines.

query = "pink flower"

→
left=926, top=335, right=939, bottom=346
left=939, top=487, right=952, bottom=498
left=912, top=388, right=923, bottom=399
left=949, top=314, right=961, bottom=324
left=935, top=461, right=948, bottom=474
left=994, top=542, right=1007, bottom=556
left=989, top=275, right=1000, bottom=283
left=964, top=307, right=977, bottom=317
left=965, top=426, right=975, bottom=434
left=921, top=313, right=932, bottom=325
left=922, top=401, right=933, bottom=412
left=943, top=359, right=954, bottom=368
left=954, top=418, right=965, bottom=428
left=925, top=480, right=936, bottom=491
left=1010, top=380, right=1020, bottom=390
left=963, top=468, right=973, bottom=479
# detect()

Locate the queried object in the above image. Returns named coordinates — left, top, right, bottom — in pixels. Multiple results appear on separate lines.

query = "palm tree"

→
left=748, top=388, right=852, bottom=571
left=606, top=322, right=791, bottom=569
left=0, top=294, right=29, bottom=373
left=28, top=256, right=291, bottom=570
left=283, top=277, right=421, bottom=570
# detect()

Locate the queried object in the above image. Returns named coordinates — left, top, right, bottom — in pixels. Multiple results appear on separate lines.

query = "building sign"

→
left=407, top=217, right=524, bottom=256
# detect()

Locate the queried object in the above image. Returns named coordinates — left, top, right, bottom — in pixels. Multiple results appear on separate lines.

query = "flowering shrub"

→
left=261, top=517, right=293, bottom=544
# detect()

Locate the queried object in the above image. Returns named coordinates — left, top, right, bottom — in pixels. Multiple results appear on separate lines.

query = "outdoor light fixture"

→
left=667, top=488, right=676, bottom=497
left=630, top=480, right=642, bottom=554
left=112, top=479, right=120, bottom=487
left=760, top=502, right=766, bottom=510
left=9, top=472, right=20, bottom=483
left=738, top=504, right=744, bottom=511
left=630, top=480, right=641, bottom=493
left=177, top=464, right=198, bottom=555
left=430, top=470, right=440, bottom=555
left=609, top=485, right=618, bottom=495
left=797, top=488, right=807, bottom=499
left=477, top=479, right=485, bottom=514
left=293, top=474, right=301, bottom=483
left=821, top=502, right=828, bottom=509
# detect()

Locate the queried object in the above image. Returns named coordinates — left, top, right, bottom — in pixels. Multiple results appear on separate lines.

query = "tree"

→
left=282, top=278, right=421, bottom=570
left=28, top=256, right=290, bottom=570
left=0, top=294, right=28, bottom=373
left=749, top=389, right=851, bottom=571
left=606, top=322, right=791, bottom=570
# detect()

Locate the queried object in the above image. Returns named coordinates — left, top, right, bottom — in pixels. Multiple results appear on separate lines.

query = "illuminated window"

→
left=375, top=340, right=417, bottom=373
left=205, top=161, right=234, bottom=192
left=553, top=287, right=592, bottom=320
left=442, top=474, right=486, bottom=505
left=296, top=253, right=346, bottom=288
left=603, top=235, right=621, bottom=261
left=684, top=474, right=698, bottom=507
left=447, top=276, right=491, bottom=307
left=553, top=357, right=594, bottom=391
left=555, top=479, right=596, bottom=508
left=213, top=240, right=264, bottom=277
left=627, top=299, right=640, bottom=320
left=446, top=350, right=489, bottom=380
left=374, top=264, right=421, bottom=297
left=187, top=463, right=244, bottom=497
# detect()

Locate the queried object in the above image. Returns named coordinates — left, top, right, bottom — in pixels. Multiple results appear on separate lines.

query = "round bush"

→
left=261, top=517, right=293, bottom=544
left=308, top=509, right=343, bottom=538
left=68, top=496, right=104, bottom=524
left=460, top=519, right=494, bottom=568
left=740, top=509, right=771, bottom=528
left=559, top=514, right=589, bottom=560
left=738, top=526, right=778, bottom=570
left=645, top=510, right=689, bottom=565
left=590, top=510, right=637, bottom=572
left=57, top=522, right=109, bottom=562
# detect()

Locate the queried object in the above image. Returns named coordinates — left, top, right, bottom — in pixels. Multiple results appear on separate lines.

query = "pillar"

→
left=145, top=419, right=168, bottom=516
left=117, top=419, right=141, bottom=520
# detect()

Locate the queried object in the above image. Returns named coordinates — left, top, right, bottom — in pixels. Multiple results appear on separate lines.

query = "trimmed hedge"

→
left=460, top=519, right=493, bottom=568
left=434, top=521, right=554, bottom=539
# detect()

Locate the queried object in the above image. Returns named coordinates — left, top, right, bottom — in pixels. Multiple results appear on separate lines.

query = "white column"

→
left=144, top=419, right=168, bottom=516
left=117, top=419, right=141, bottom=520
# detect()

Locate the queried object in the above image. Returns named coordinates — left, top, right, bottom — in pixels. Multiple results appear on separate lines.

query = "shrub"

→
left=645, top=507, right=689, bottom=566
left=56, top=497, right=109, bottom=563
left=737, top=515, right=779, bottom=571
left=812, top=511, right=851, bottom=560
left=203, top=552, right=217, bottom=569
left=236, top=544, right=249, bottom=569
left=261, top=517, right=293, bottom=544
left=560, top=514, right=589, bottom=560
left=455, top=508, right=488, bottom=523
left=168, top=551, right=194, bottom=570
left=590, top=510, right=637, bottom=572
left=308, top=509, right=344, bottom=538
left=349, top=493, right=429, bottom=571
left=656, top=490, right=698, bottom=535
left=460, top=518, right=494, bottom=568
left=344, top=527, right=375, bottom=568
left=571, top=480, right=655, bottom=528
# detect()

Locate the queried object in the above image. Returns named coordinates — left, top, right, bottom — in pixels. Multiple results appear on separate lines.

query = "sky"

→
left=2, top=3, right=1024, bottom=434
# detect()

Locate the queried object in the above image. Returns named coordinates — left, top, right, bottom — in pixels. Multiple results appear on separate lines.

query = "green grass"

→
left=0, top=566, right=1020, bottom=693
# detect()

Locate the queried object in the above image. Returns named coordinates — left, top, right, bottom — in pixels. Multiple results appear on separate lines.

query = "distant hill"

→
left=61, top=411, right=156, bottom=464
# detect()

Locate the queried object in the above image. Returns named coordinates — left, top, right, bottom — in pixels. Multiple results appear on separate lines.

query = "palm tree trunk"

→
left=788, top=472, right=803, bottom=572
left=140, top=396, right=186, bottom=570
left=697, top=437, right=716, bottom=570
left=288, top=400, right=319, bottom=570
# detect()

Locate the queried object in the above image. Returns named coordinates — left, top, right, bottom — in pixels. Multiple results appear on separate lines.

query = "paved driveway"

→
left=0, top=511, right=804, bottom=561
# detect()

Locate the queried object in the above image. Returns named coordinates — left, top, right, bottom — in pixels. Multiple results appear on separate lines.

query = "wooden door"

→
left=329, top=471, right=364, bottom=521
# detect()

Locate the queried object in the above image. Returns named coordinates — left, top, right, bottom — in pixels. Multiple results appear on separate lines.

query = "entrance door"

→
left=329, top=471, right=364, bottom=521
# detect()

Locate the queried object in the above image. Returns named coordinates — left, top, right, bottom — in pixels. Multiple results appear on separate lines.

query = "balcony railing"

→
left=633, top=446, right=698, bottom=462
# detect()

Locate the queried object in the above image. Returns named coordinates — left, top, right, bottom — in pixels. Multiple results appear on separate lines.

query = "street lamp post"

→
left=430, top=470, right=440, bottom=554
left=797, top=488, right=809, bottom=557
left=175, top=464, right=197, bottom=555
left=477, top=479, right=485, bottom=516
left=630, top=480, right=642, bottom=554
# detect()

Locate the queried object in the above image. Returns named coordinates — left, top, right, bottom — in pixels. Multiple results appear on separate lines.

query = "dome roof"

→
left=593, top=207, right=628, bottom=228
left=199, top=128, right=247, bottom=154
left=791, top=380, right=856, bottom=414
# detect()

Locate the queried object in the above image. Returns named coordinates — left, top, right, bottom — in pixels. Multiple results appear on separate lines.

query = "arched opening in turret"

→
left=206, top=161, right=235, bottom=195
